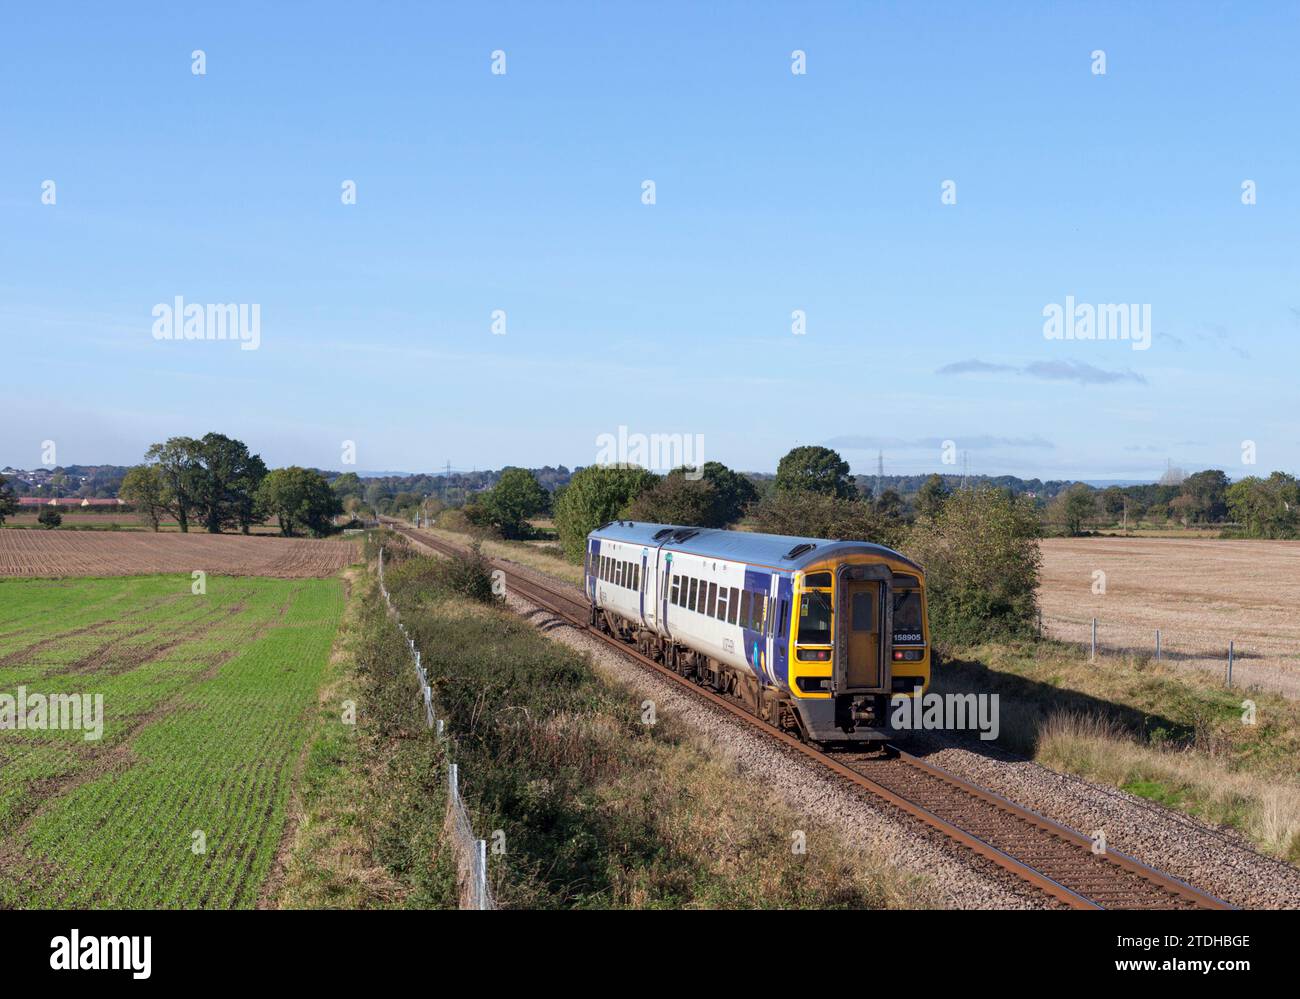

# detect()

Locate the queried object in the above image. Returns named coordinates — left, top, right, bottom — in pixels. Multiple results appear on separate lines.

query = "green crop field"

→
left=0, top=573, right=346, bottom=908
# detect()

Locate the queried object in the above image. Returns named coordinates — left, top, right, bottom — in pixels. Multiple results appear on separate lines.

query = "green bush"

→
left=907, top=486, right=1041, bottom=645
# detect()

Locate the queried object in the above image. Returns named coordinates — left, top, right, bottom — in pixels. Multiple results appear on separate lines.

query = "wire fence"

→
left=378, top=546, right=494, bottom=910
left=1037, top=610, right=1276, bottom=690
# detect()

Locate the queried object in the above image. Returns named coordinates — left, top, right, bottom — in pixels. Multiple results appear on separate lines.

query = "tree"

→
left=1179, top=469, right=1229, bottom=524
left=1100, top=486, right=1126, bottom=519
left=907, top=486, right=1041, bottom=643
left=119, top=464, right=171, bottom=531
left=774, top=446, right=854, bottom=498
left=255, top=467, right=343, bottom=538
left=187, top=433, right=267, bottom=534
left=331, top=472, right=364, bottom=502
left=627, top=475, right=718, bottom=527
left=627, top=461, right=758, bottom=528
left=37, top=507, right=62, bottom=529
left=1048, top=483, right=1096, bottom=536
left=1227, top=473, right=1300, bottom=538
left=477, top=467, right=549, bottom=538
left=0, top=475, right=17, bottom=526
left=750, top=491, right=904, bottom=549
left=694, top=461, right=759, bottom=525
left=553, top=465, right=659, bottom=561
left=915, top=474, right=951, bottom=518
left=144, top=437, right=201, bottom=532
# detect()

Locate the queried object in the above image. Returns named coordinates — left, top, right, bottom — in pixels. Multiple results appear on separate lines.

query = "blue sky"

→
left=3, top=1, right=1297, bottom=481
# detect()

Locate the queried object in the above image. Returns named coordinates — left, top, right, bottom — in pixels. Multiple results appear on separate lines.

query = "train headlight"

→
left=892, top=649, right=924, bottom=662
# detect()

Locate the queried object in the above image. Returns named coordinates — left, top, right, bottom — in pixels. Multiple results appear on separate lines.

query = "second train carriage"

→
left=585, top=521, right=930, bottom=744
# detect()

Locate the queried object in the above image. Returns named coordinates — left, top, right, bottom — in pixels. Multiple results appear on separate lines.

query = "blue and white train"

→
left=585, top=521, right=930, bottom=744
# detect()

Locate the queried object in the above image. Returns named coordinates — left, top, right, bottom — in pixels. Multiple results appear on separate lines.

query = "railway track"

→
left=387, top=523, right=1234, bottom=911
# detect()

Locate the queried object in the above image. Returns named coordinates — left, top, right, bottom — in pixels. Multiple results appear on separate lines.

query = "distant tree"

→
left=331, top=472, right=364, bottom=502
left=1048, top=483, right=1096, bottom=536
left=255, top=467, right=343, bottom=538
left=37, top=507, right=62, bottom=529
left=628, top=461, right=757, bottom=528
left=874, top=488, right=904, bottom=520
left=774, top=446, right=854, bottom=499
left=1227, top=473, right=1300, bottom=538
left=553, top=465, right=659, bottom=561
left=0, top=475, right=17, bottom=525
left=694, top=461, right=759, bottom=525
left=364, top=482, right=389, bottom=515
left=119, top=464, right=171, bottom=531
left=1100, top=486, right=1126, bottom=518
left=1179, top=469, right=1229, bottom=524
left=186, top=433, right=267, bottom=534
left=915, top=474, right=951, bottom=518
left=750, top=491, right=904, bottom=549
left=144, top=437, right=202, bottom=532
left=907, top=486, right=1041, bottom=643
left=477, top=467, right=549, bottom=538
left=627, top=475, right=718, bottom=527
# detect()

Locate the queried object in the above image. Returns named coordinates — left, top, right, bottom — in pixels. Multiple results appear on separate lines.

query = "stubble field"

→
left=1039, top=537, right=1300, bottom=696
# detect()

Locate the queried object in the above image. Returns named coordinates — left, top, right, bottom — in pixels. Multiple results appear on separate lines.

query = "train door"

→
left=639, top=548, right=649, bottom=627
left=844, top=580, right=882, bottom=688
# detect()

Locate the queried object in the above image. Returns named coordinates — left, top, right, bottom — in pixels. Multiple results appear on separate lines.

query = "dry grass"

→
left=1039, top=537, right=1300, bottom=696
left=1036, top=711, right=1300, bottom=860
left=414, top=525, right=584, bottom=585
left=938, top=640, right=1300, bottom=862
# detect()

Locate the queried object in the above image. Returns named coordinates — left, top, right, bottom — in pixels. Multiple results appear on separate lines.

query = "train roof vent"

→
left=671, top=529, right=700, bottom=542
left=651, top=528, right=673, bottom=540
left=782, top=542, right=816, bottom=560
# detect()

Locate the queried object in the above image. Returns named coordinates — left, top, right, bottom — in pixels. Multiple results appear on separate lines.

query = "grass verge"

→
left=936, top=640, right=1300, bottom=861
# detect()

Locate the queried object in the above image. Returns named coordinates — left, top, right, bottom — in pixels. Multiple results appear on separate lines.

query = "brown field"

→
left=2, top=512, right=282, bottom=533
left=1039, top=537, right=1300, bottom=696
left=0, top=529, right=358, bottom=578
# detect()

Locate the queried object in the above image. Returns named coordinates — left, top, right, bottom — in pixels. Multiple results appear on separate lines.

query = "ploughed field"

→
left=0, top=529, right=358, bottom=578
left=0, top=574, right=346, bottom=907
left=1039, top=537, right=1300, bottom=695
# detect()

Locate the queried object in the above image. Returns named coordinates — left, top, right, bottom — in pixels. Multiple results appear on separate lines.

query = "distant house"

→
left=17, top=497, right=125, bottom=508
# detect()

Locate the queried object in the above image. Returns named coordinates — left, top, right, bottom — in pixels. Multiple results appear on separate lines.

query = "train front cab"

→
left=786, top=558, right=929, bottom=744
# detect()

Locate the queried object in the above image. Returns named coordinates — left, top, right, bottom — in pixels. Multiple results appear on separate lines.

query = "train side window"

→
left=727, top=587, right=740, bottom=625
left=716, top=586, right=728, bottom=621
left=706, top=582, right=718, bottom=617
left=634, top=565, right=641, bottom=591
left=739, top=590, right=752, bottom=628
left=779, top=598, right=789, bottom=637
left=671, top=576, right=681, bottom=605
left=756, top=595, right=766, bottom=633
left=688, top=578, right=699, bottom=611
left=620, top=561, right=627, bottom=587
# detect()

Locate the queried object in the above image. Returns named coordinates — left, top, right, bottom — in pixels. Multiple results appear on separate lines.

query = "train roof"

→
left=587, top=521, right=922, bottom=574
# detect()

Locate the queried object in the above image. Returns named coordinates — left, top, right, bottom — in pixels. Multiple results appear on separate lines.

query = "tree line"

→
left=117, top=434, right=343, bottom=537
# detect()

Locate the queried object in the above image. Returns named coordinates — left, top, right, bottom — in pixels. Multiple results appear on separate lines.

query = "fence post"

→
left=1037, top=609, right=1042, bottom=638
left=1155, top=629, right=1161, bottom=660
left=1227, top=641, right=1234, bottom=687
left=448, top=763, right=459, bottom=806
left=1090, top=618, right=1097, bottom=662
left=475, top=839, right=488, bottom=910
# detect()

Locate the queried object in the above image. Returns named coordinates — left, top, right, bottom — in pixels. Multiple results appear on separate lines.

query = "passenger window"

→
left=716, top=587, right=728, bottom=621
left=633, top=565, right=640, bottom=591
left=671, top=576, right=681, bottom=605
left=740, top=590, right=752, bottom=628
left=706, top=582, right=718, bottom=617
left=727, top=587, right=740, bottom=625
left=779, top=598, right=789, bottom=636
left=688, top=578, right=698, bottom=611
